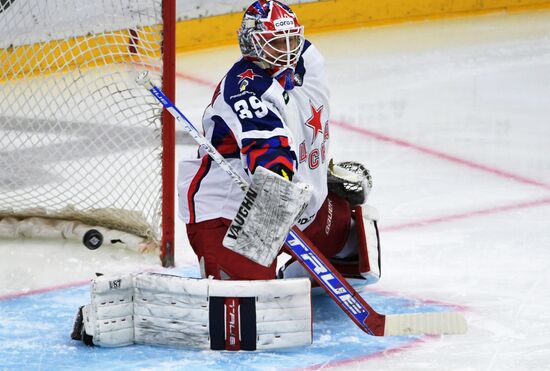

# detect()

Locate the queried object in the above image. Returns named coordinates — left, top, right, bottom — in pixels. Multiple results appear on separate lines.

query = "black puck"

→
left=83, top=229, right=103, bottom=250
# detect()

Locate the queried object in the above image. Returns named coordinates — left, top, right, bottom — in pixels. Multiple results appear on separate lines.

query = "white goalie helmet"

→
left=238, top=0, right=305, bottom=70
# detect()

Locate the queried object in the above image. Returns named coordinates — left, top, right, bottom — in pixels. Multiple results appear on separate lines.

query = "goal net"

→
left=0, top=0, right=175, bottom=266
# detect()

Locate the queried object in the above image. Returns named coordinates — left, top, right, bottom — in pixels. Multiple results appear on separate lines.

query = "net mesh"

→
left=0, top=0, right=166, bottom=245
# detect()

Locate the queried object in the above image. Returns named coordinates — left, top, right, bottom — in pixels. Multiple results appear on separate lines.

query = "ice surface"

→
left=2, top=9, right=550, bottom=370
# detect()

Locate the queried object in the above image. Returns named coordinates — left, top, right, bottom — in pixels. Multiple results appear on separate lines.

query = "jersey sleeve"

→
left=221, top=61, right=296, bottom=175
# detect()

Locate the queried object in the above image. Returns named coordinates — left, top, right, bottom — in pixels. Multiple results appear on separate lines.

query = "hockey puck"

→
left=83, top=229, right=103, bottom=250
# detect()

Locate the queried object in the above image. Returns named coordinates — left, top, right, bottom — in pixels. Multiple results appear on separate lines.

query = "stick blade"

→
left=384, top=311, right=467, bottom=336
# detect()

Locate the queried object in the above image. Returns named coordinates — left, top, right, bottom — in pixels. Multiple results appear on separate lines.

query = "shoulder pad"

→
left=223, top=59, right=273, bottom=104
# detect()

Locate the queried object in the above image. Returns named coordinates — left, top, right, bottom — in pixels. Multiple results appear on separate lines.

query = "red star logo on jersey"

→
left=238, top=69, right=261, bottom=83
left=305, top=102, right=324, bottom=143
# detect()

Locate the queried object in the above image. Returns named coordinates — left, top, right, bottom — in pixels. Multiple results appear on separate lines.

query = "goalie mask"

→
left=238, top=0, right=305, bottom=71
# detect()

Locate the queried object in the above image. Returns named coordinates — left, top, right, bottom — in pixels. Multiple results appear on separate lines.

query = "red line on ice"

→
left=175, top=71, right=218, bottom=89
left=0, top=267, right=166, bottom=301
left=176, top=72, right=550, bottom=190
left=382, top=197, right=550, bottom=232
left=0, top=280, right=89, bottom=301
left=331, top=119, right=550, bottom=191
left=296, top=337, right=429, bottom=371
left=363, top=286, right=468, bottom=312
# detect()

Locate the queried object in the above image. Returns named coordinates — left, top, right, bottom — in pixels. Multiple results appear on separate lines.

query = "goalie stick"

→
left=136, top=71, right=467, bottom=337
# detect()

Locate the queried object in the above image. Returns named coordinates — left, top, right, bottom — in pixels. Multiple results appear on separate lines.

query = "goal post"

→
left=0, top=0, right=176, bottom=266
left=161, top=0, right=176, bottom=267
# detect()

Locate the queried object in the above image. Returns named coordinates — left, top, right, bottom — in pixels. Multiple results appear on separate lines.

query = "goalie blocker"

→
left=221, top=162, right=381, bottom=285
left=222, top=166, right=311, bottom=267
left=71, top=273, right=312, bottom=351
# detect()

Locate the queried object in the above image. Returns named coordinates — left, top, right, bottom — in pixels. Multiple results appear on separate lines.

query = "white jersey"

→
left=178, top=41, right=330, bottom=230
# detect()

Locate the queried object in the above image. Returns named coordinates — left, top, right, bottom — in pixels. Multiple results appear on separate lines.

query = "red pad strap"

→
left=225, top=297, right=241, bottom=351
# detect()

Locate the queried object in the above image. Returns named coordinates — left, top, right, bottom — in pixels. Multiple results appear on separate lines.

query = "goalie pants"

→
left=186, top=192, right=351, bottom=280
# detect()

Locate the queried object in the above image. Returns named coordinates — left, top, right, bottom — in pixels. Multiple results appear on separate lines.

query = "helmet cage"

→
left=250, top=26, right=305, bottom=68
left=238, top=0, right=305, bottom=70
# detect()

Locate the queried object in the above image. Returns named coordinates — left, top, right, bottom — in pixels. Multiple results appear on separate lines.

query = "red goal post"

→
left=0, top=0, right=176, bottom=267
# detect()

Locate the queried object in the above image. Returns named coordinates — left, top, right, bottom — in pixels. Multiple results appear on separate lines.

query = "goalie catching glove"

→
left=327, top=159, right=373, bottom=206
left=222, top=166, right=312, bottom=267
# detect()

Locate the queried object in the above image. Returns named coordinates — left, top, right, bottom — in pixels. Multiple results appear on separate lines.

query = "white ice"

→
left=2, top=8, right=550, bottom=370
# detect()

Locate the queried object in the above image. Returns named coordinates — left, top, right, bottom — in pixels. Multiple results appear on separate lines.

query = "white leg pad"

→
left=84, top=274, right=135, bottom=347
left=133, top=273, right=210, bottom=348
left=77, top=273, right=312, bottom=351
left=210, top=279, right=312, bottom=350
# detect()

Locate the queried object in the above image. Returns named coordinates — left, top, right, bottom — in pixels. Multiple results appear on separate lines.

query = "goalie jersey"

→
left=178, top=40, right=330, bottom=230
